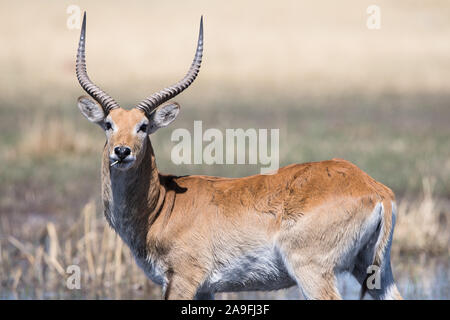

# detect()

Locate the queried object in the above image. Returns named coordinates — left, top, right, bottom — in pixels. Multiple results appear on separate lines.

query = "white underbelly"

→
left=204, top=246, right=296, bottom=292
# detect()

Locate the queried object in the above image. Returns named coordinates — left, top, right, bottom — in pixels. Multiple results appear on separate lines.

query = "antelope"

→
left=75, top=13, right=402, bottom=300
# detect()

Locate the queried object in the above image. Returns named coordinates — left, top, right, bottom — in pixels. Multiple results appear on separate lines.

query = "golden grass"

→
left=0, top=201, right=160, bottom=299
left=9, top=119, right=98, bottom=159
left=393, top=178, right=450, bottom=256
left=1, top=0, right=450, bottom=106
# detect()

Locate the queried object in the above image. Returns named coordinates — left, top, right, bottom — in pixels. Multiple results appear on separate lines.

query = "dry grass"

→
left=1, top=0, right=450, bottom=105
left=393, top=178, right=450, bottom=256
left=10, top=119, right=98, bottom=159
left=0, top=201, right=159, bottom=299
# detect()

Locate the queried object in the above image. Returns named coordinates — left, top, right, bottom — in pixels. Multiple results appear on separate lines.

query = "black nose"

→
left=114, top=146, right=131, bottom=160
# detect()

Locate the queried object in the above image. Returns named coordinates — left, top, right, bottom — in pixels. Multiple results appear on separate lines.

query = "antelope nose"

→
left=114, top=146, right=131, bottom=160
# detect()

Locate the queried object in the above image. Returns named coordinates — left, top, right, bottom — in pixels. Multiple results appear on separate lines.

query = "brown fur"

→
left=92, top=108, right=402, bottom=299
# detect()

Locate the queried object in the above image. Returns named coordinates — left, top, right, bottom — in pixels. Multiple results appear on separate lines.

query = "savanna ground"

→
left=0, top=0, right=449, bottom=299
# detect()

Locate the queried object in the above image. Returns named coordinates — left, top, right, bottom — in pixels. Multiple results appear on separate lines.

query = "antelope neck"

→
left=101, top=138, right=165, bottom=258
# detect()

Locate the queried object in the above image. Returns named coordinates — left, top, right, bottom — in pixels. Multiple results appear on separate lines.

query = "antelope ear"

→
left=77, top=96, right=105, bottom=124
left=148, top=103, right=180, bottom=134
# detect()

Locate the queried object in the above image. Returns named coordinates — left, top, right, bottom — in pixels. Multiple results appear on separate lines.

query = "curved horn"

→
left=76, top=12, right=120, bottom=113
left=135, top=16, right=204, bottom=116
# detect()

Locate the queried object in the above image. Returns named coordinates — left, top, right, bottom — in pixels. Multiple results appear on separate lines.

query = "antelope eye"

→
left=138, top=123, right=148, bottom=132
left=105, top=122, right=112, bottom=130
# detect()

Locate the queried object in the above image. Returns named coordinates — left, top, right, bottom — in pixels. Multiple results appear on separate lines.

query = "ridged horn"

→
left=135, top=16, right=204, bottom=116
left=76, top=12, right=120, bottom=113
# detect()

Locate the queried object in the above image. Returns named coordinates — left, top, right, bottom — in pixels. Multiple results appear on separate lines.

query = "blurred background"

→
left=0, top=0, right=449, bottom=299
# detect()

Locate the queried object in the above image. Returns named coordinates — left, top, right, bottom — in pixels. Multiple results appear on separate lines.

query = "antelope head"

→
left=76, top=13, right=203, bottom=170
